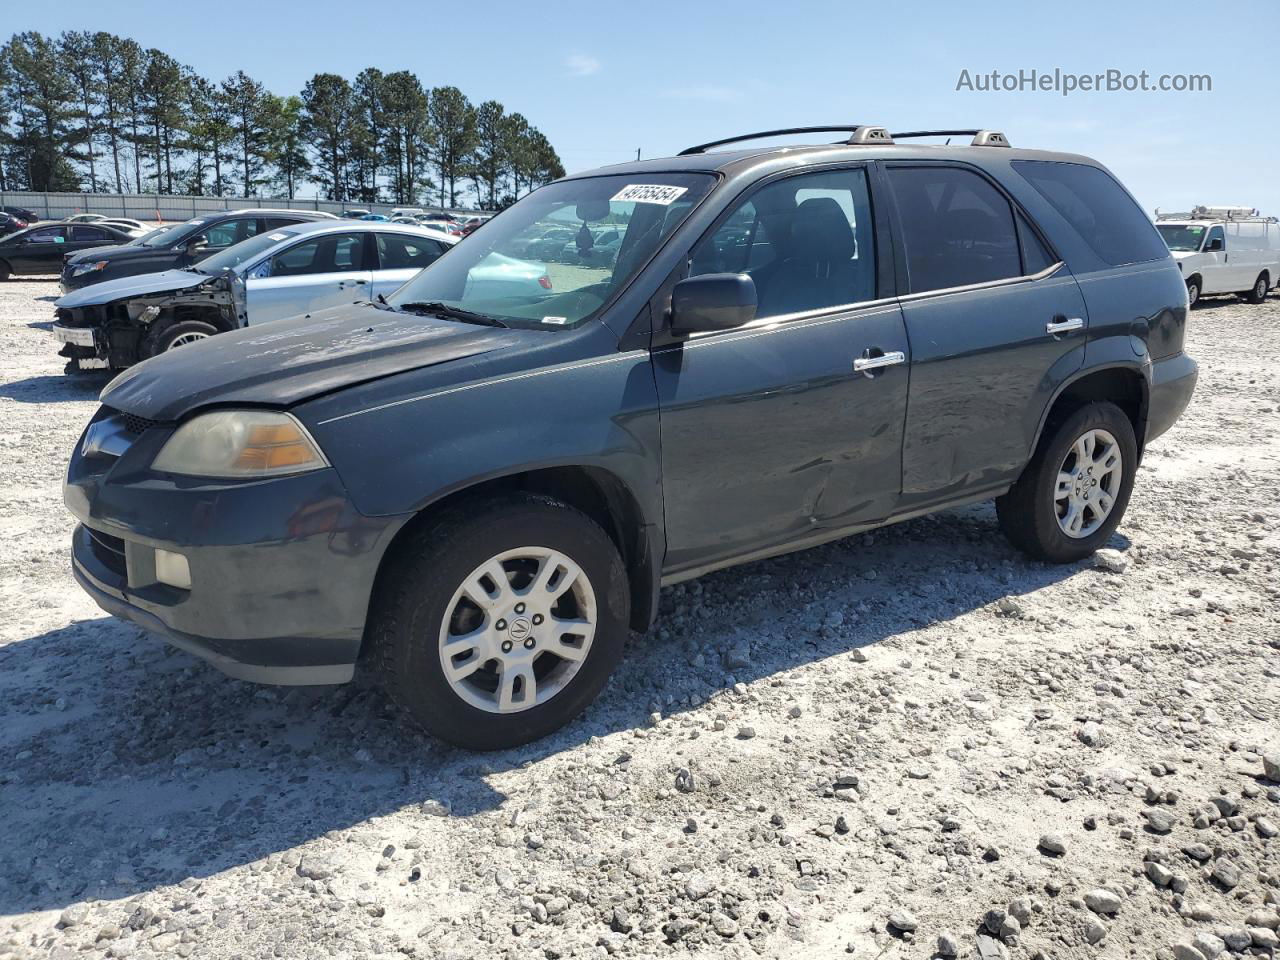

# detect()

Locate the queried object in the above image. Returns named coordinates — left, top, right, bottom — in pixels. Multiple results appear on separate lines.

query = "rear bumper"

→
left=1146, top=352, right=1198, bottom=444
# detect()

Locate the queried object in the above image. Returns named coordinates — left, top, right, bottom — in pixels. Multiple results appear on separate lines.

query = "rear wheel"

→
left=1185, top=277, right=1200, bottom=308
left=369, top=493, right=630, bottom=750
left=1244, top=273, right=1269, bottom=305
left=0, top=260, right=10, bottom=282
left=997, top=402, right=1138, bottom=563
left=145, top=319, right=218, bottom=358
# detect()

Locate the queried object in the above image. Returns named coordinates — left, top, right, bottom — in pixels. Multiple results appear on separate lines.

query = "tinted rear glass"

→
left=887, top=166, right=1022, bottom=293
left=1012, top=160, right=1167, bottom=267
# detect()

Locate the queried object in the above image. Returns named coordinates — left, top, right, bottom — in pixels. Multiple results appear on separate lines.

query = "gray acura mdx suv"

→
left=65, top=126, right=1197, bottom=749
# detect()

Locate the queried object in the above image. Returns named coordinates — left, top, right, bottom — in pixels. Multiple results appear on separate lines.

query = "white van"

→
left=1155, top=206, right=1280, bottom=307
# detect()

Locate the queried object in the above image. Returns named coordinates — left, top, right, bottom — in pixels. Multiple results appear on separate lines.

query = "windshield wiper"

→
left=397, top=301, right=509, bottom=328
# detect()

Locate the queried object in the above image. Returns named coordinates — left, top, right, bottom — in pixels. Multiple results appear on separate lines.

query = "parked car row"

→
left=57, top=124, right=1198, bottom=750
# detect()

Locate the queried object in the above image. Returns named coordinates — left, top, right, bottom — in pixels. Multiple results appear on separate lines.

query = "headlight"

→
left=152, top=411, right=329, bottom=479
left=71, top=260, right=108, bottom=277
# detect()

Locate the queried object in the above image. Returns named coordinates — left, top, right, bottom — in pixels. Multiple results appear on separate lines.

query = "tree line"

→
left=0, top=31, right=565, bottom=209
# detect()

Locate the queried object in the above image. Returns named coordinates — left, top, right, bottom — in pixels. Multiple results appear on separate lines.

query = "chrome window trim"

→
left=896, top=261, right=1065, bottom=304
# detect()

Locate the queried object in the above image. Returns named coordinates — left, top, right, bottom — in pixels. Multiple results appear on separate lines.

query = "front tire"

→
left=997, top=402, right=1138, bottom=563
left=1185, top=277, right=1200, bottom=308
left=369, top=493, right=630, bottom=750
left=0, top=260, right=11, bottom=282
left=145, top=318, right=218, bottom=358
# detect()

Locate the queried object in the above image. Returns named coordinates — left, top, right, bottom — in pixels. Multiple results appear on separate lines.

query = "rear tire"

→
left=369, top=492, right=630, bottom=750
left=1244, top=273, right=1268, bottom=305
left=0, top=260, right=10, bottom=282
left=145, top=318, right=218, bottom=358
left=996, top=402, right=1138, bottom=563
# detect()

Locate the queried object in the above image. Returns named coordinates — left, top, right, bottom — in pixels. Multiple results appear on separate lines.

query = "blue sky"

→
left=10, top=0, right=1279, bottom=214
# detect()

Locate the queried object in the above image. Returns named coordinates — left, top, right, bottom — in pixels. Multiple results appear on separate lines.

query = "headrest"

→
left=790, top=197, right=855, bottom=262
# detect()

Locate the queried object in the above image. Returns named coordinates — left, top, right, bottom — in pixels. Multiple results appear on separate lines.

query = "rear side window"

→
left=71, top=226, right=112, bottom=241
left=376, top=233, right=447, bottom=270
left=1012, top=160, right=1167, bottom=266
left=887, top=166, right=1022, bottom=293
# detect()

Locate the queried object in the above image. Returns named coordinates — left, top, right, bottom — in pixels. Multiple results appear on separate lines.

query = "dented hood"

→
left=57, top=268, right=211, bottom=308
left=100, top=304, right=520, bottom=421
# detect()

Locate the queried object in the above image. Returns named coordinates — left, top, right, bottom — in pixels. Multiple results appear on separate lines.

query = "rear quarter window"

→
left=1011, top=160, right=1167, bottom=267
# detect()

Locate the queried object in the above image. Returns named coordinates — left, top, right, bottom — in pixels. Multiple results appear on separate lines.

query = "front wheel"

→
left=996, top=402, right=1138, bottom=563
left=1186, top=278, right=1200, bottom=308
left=369, top=493, right=630, bottom=750
left=146, top=318, right=218, bottom=358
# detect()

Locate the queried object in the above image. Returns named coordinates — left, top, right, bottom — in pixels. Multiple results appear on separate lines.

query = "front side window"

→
left=689, top=168, right=876, bottom=318
left=25, top=227, right=66, bottom=243
left=195, top=229, right=302, bottom=274
left=377, top=233, right=447, bottom=270
left=1012, top=160, right=1168, bottom=266
left=888, top=166, right=1022, bottom=293
left=197, top=217, right=258, bottom=249
left=271, top=233, right=367, bottom=276
left=385, top=172, right=716, bottom=329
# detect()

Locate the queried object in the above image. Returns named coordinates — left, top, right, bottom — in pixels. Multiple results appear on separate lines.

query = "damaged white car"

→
left=49, top=220, right=550, bottom=372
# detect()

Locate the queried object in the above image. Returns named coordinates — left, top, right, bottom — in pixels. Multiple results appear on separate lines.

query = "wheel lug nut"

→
left=496, top=619, right=507, bottom=631
left=501, top=640, right=513, bottom=653
left=514, top=603, right=526, bottom=614
left=532, top=614, right=544, bottom=625
left=523, top=638, right=535, bottom=650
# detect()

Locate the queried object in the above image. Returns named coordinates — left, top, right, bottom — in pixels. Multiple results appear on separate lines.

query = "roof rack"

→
left=1155, top=205, right=1277, bottom=223
left=677, top=125, right=893, bottom=156
left=890, top=129, right=1011, bottom=147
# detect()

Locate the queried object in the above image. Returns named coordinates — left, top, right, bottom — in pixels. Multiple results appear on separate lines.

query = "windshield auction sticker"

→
left=610, top=184, right=689, bottom=206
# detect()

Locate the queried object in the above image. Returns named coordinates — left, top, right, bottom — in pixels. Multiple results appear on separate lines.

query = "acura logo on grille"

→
left=508, top=617, right=532, bottom=641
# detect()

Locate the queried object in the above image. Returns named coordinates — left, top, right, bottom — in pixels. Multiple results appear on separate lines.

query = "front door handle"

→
left=1046, top=317, right=1084, bottom=337
left=853, top=349, right=906, bottom=377
left=339, top=278, right=369, bottom=288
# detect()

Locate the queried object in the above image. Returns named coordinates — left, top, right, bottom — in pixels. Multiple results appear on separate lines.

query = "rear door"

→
left=371, top=232, right=449, bottom=299
left=245, top=231, right=373, bottom=325
left=67, top=225, right=121, bottom=256
left=10, top=225, right=69, bottom=272
left=884, top=162, right=1090, bottom=505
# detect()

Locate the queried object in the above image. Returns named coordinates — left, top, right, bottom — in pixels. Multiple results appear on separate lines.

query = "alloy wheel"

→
left=1054, top=428, right=1123, bottom=539
left=168, top=331, right=210, bottom=349
left=438, top=546, right=597, bottom=713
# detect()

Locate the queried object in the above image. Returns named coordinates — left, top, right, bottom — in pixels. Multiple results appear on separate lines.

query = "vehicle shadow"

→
left=0, top=372, right=110, bottom=403
left=27, top=320, right=53, bottom=331
left=0, top=504, right=1105, bottom=916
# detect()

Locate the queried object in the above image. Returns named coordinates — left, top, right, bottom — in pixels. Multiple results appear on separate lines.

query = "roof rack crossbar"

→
left=678, top=125, right=891, bottom=156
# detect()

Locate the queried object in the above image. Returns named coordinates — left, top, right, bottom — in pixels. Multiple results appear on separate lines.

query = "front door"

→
left=1197, top=225, right=1230, bottom=293
left=655, top=166, right=909, bottom=574
left=245, top=231, right=373, bottom=325
left=11, top=225, right=68, bottom=272
left=884, top=162, right=1089, bottom=504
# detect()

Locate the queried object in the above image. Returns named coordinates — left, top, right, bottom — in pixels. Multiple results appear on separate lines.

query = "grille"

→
left=87, top=528, right=127, bottom=578
left=122, top=412, right=161, bottom=435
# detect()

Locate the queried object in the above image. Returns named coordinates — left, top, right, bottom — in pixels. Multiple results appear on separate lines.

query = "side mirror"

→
left=1206, top=238, right=1224, bottom=252
left=185, top=238, right=208, bottom=257
left=669, top=273, right=757, bottom=335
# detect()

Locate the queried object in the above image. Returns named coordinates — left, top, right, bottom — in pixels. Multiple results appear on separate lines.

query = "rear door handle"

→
left=1046, top=317, right=1084, bottom=336
left=853, top=349, right=906, bottom=377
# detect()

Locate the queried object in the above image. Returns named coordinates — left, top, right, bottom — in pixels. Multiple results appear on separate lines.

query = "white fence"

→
left=1, top=190, right=477, bottom=223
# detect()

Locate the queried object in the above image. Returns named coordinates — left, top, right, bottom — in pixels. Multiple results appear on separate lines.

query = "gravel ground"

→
left=1, top=278, right=1278, bottom=960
